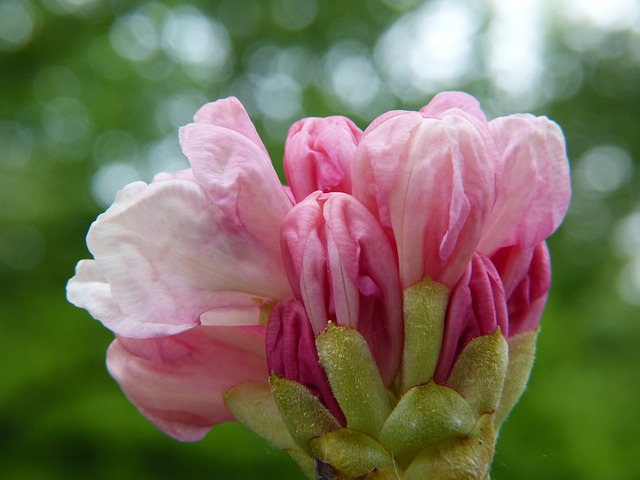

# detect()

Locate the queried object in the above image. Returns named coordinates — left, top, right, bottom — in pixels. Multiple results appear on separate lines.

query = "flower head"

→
left=68, top=92, right=570, bottom=479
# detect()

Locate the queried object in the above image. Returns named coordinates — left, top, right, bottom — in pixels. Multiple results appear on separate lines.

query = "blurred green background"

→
left=1, top=0, right=640, bottom=478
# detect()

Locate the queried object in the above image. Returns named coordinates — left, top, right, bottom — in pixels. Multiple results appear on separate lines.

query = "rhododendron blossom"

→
left=68, top=92, right=570, bottom=479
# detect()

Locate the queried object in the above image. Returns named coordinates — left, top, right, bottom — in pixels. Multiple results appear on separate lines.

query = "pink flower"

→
left=67, top=97, right=294, bottom=439
left=68, top=92, right=571, bottom=450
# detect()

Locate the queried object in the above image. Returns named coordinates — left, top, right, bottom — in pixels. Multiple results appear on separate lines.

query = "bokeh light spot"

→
left=0, top=122, right=35, bottom=168
left=576, top=145, right=634, bottom=195
left=270, top=0, right=318, bottom=31
left=0, top=0, right=37, bottom=51
left=375, top=0, right=482, bottom=99
left=109, top=9, right=159, bottom=62
left=617, top=256, right=640, bottom=306
left=324, top=42, right=382, bottom=113
left=91, top=163, right=141, bottom=207
left=162, top=6, right=229, bottom=68
left=254, top=73, right=301, bottom=121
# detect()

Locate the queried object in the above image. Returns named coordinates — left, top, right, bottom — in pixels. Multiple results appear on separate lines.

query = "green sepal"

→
left=400, top=277, right=450, bottom=392
left=314, top=458, right=353, bottom=480
left=223, top=381, right=296, bottom=451
left=310, top=428, right=394, bottom=478
left=404, top=413, right=496, bottom=480
left=269, top=375, right=340, bottom=453
left=495, top=329, right=538, bottom=429
left=287, top=449, right=316, bottom=480
left=316, top=323, right=392, bottom=437
left=378, top=381, right=476, bottom=467
left=313, top=459, right=398, bottom=480
left=447, top=328, right=509, bottom=416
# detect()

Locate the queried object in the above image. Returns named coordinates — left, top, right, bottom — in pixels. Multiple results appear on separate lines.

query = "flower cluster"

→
left=67, top=93, right=570, bottom=479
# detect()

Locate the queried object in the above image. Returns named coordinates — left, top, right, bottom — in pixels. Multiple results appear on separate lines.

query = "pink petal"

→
left=280, top=192, right=403, bottom=386
left=492, top=242, right=551, bottom=336
left=479, top=115, right=571, bottom=253
left=352, top=112, right=424, bottom=229
left=361, top=112, right=495, bottom=289
left=279, top=194, right=329, bottom=332
left=180, top=122, right=292, bottom=241
left=86, top=179, right=291, bottom=338
left=434, top=253, right=508, bottom=384
left=107, top=325, right=267, bottom=442
left=266, top=298, right=345, bottom=424
left=192, top=97, right=269, bottom=157
left=284, top=116, right=362, bottom=202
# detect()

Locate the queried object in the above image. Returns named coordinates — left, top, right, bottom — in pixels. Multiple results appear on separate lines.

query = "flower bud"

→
left=491, top=242, right=551, bottom=336
left=284, top=116, right=363, bottom=202
left=266, top=298, right=345, bottom=424
left=280, top=192, right=403, bottom=387
left=434, top=253, right=509, bottom=385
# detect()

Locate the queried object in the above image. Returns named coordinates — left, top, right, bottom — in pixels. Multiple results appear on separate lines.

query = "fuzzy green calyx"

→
left=447, top=328, right=509, bottom=416
left=400, top=277, right=450, bottom=392
left=379, top=381, right=477, bottom=467
left=315, top=323, right=393, bottom=437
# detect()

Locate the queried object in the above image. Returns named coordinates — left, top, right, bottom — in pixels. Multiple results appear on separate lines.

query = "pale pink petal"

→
left=153, top=168, right=198, bottom=183
left=419, top=91, right=487, bottom=123
left=480, top=115, right=571, bottom=253
left=107, top=325, right=267, bottom=442
left=87, top=179, right=290, bottom=338
left=66, top=260, right=127, bottom=331
left=180, top=123, right=292, bottom=244
left=434, top=253, right=508, bottom=384
left=266, top=298, right=345, bottom=424
left=284, top=116, right=362, bottom=202
left=192, top=97, right=269, bottom=156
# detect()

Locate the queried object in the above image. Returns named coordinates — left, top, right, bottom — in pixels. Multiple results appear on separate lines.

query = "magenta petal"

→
left=492, top=242, right=551, bottom=336
left=434, top=253, right=508, bottom=384
left=284, top=116, right=362, bottom=202
left=192, top=96, right=269, bottom=156
left=86, top=179, right=290, bottom=338
left=266, top=298, right=345, bottom=425
left=107, top=325, right=267, bottom=441
left=480, top=115, right=571, bottom=253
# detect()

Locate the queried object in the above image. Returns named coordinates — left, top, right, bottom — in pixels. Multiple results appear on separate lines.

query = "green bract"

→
left=225, top=279, right=538, bottom=479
